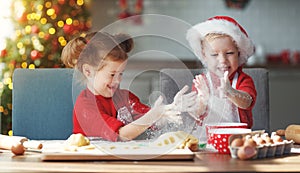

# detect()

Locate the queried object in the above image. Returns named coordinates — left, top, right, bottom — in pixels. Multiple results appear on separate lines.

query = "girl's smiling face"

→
left=86, top=59, right=127, bottom=97
left=202, top=35, right=239, bottom=77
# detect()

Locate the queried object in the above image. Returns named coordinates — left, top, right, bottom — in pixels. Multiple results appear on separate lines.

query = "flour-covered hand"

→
left=168, top=85, right=198, bottom=113
left=219, top=71, right=233, bottom=98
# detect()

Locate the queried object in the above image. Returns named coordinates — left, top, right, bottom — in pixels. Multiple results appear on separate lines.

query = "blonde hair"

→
left=202, top=33, right=238, bottom=51
left=61, top=32, right=133, bottom=73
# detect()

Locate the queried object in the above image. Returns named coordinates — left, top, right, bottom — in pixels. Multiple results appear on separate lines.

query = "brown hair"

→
left=61, top=32, right=133, bottom=73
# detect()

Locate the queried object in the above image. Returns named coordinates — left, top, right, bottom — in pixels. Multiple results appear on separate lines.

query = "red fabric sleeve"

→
left=236, top=72, right=257, bottom=110
left=128, top=92, right=151, bottom=120
left=112, top=90, right=150, bottom=121
left=236, top=70, right=257, bottom=128
left=73, top=90, right=124, bottom=142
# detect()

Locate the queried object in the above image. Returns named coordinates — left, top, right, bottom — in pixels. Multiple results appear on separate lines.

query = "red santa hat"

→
left=186, top=16, right=254, bottom=66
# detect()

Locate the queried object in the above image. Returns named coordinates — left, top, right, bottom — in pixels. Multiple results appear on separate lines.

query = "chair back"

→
left=160, top=68, right=270, bottom=132
left=12, top=68, right=83, bottom=140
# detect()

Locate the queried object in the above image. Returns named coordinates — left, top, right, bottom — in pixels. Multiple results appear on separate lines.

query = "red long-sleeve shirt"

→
left=73, top=88, right=150, bottom=141
left=192, top=67, right=257, bottom=128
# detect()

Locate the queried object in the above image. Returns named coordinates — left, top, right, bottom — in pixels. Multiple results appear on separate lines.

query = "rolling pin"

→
left=0, top=135, right=43, bottom=155
left=0, top=135, right=27, bottom=155
left=276, top=124, right=300, bottom=144
left=285, top=124, right=300, bottom=144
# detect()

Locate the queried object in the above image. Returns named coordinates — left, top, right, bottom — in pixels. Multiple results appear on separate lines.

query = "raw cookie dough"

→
left=152, top=131, right=199, bottom=151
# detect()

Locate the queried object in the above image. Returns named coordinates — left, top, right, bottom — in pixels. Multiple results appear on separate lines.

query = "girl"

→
left=62, top=32, right=197, bottom=141
left=186, top=16, right=257, bottom=143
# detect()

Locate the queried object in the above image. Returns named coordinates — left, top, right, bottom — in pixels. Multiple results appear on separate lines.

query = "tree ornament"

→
left=30, top=50, right=41, bottom=60
left=44, top=33, right=50, bottom=41
left=58, top=0, right=65, bottom=5
left=63, top=24, right=73, bottom=34
left=118, top=0, right=143, bottom=24
left=1, top=49, right=7, bottom=57
left=225, top=0, right=250, bottom=10
left=17, top=12, right=28, bottom=23
left=31, top=25, right=39, bottom=34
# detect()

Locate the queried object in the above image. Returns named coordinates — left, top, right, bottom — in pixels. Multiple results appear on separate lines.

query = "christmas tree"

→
left=0, top=0, right=91, bottom=135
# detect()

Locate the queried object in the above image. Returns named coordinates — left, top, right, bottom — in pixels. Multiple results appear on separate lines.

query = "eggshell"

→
left=11, top=142, right=25, bottom=155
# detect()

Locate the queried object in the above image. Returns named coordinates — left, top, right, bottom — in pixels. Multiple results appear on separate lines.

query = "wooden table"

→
left=1, top=148, right=300, bottom=172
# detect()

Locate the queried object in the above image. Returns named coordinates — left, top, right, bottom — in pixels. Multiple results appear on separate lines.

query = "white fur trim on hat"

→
left=186, top=16, right=254, bottom=66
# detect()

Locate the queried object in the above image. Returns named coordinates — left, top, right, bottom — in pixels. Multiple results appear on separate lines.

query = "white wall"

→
left=91, top=0, right=300, bottom=57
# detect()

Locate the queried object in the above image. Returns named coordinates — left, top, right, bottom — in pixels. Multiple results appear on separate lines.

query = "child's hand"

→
left=193, top=74, right=209, bottom=101
left=133, top=96, right=168, bottom=126
left=190, top=75, right=210, bottom=120
left=219, top=71, right=253, bottom=109
left=171, top=85, right=198, bottom=112
left=219, top=71, right=233, bottom=98
left=158, top=86, right=198, bottom=125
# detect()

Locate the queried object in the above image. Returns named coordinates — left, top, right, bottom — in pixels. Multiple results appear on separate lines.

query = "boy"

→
left=186, top=16, right=257, bottom=143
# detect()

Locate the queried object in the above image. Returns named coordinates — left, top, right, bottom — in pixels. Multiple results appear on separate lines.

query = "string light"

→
left=15, top=30, right=22, bottom=37
left=50, top=14, right=57, bottom=20
left=21, top=54, right=27, bottom=60
left=40, top=17, right=47, bottom=24
left=37, top=4, right=43, bottom=11
left=21, top=62, right=28, bottom=68
left=26, top=13, right=32, bottom=20
left=25, top=25, right=31, bottom=34
left=3, top=77, right=11, bottom=85
left=66, top=18, right=72, bottom=25
left=17, top=42, right=23, bottom=49
left=18, top=47, right=25, bottom=55
left=35, top=13, right=42, bottom=20
left=45, top=1, right=52, bottom=8
left=38, top=31, right=45, bottom=38
left=57, top=20, right=64, bottom=27
left=77, top=0, right=84, bottom=6
left=48, top=27, right=56, bottom=34
left=28, top=64, right=36, bottom=69
left=8, top=130, right=13, bottom=136
left=46, top=8, right=55, bottom=16
left=8, top=83, right=13, bottom=90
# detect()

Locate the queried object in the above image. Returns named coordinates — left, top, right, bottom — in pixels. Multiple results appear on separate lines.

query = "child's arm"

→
left=226, top=89, right=253, bottom=109
left=118, top=86, right=198, bottom=141
left=221, top=71, right=253, bottom=109
left=118, top=96, right=166, bottom=141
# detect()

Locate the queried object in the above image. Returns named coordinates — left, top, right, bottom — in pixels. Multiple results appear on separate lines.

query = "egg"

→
left=244, top=138, right=257, bottom=147
left=275, top=129, right=285, bottom=136
left=255, top=137, right=266, bottom=145
left=231, top=138, right=244, bottom=147
left=264, top=137, right=274, bottom=144
left=11, top=142, right=25, bottom=155
left=272, top=135, right=283, bottom=143
left=237, top=145, right=257, bottom=160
